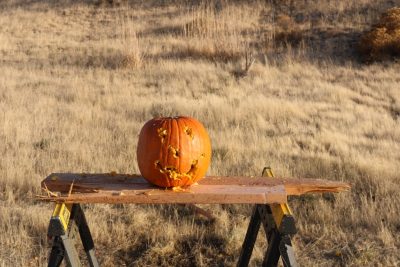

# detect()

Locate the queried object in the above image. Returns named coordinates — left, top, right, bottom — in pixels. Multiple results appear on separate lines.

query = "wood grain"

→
left=38, top=173, right=350, bottom=204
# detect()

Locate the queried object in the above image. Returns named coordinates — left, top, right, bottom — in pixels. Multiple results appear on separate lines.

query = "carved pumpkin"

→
left=137, top=116, right=212, bottom=187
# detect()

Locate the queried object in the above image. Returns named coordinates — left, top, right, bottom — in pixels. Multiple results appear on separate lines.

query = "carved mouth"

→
left=154, top=160, right=199, bottom=181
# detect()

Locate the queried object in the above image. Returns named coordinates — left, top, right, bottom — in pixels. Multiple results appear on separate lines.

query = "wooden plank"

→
left=38, top=184, right=287, bottom=204
left=38, top=173, right=350, bottom=204
left=42, top=173, right=350, bottom=194
left=200, top=176, right=350, bottom=195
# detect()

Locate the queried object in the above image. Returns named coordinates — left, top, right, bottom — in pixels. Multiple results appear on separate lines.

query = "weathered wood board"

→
left=38, top=173, right=350, bottom=204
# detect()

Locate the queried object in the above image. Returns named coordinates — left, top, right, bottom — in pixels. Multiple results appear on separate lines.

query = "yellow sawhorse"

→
left=46, top=167, right=298, bottom=267
left=48, top=203, right=99, bottom=267
left=237, top=167, right=298, bottom=266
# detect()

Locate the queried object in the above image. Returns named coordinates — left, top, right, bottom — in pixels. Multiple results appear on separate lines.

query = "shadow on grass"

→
left=107, top=208, right=232, bottom=267
left=0, top=0, right=198, bottom=10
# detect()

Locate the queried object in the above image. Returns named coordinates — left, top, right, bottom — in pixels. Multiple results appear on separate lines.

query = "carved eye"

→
left=154, top=160, right=163, bottom=172
left=157, top=128, right=167, bottom=143
left=184, top=126, right=194, bottom=139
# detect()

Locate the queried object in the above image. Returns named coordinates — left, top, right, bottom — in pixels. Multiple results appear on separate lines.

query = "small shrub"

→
left=120, top=32, right=143, bottom=68
left=33, top=139, right=50, bottom=150
left=266, top=14, right=305, bottom=51
left=101, top=9, right=144, bottom=69
left=274, top=29, right=304, bottom=48
left=276, top=14, right=296, bottom=31
left=358, top=7, right=400, bottom=61
left=182, top=2, right=247, bottom=62
left=119, top=17, right=143, bottom=68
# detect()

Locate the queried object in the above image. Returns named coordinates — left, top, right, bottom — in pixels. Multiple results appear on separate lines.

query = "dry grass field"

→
left=1, top=0, right=400, bottom=266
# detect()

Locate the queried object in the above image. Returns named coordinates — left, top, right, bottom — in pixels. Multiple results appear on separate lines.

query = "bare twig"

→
left=232, top=48, right=255, bottom=79
left=42, top=182, right=58, bottom=197
left=187, top=204, right=216, bottom=221
left=68, top=179, right=75, bottom=197
left=244, top=50, right=255, bottom=73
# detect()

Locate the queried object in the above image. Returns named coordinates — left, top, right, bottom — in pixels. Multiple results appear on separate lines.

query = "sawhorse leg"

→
left=47, top=203, right=99, bottom=267
left=237, top=205, right=262, bottom=266
left=237, top=167, right=298, bottom=267
left=237, top=204, right=298, bottom=267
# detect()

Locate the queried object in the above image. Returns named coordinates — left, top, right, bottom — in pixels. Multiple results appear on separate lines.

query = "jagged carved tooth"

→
left=168, top=145, right=180, bottom=158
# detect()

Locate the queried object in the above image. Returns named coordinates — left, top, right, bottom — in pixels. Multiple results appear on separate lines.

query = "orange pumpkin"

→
left=137, top=116, right=212, bottom=187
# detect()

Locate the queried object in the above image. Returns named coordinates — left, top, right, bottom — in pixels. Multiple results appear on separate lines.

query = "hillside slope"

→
left=0, top=0, right=399, bottom=266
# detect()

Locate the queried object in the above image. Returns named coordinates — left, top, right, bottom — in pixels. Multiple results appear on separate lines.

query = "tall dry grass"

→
left=182, top=2, right=252, bottom=62
left=0, top=0, right=399, bottom=266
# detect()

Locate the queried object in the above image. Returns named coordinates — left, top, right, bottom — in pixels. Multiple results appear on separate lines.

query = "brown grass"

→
left=0, top=0, right=399, bottom=266
left=359, top=7, right=400, bottom=61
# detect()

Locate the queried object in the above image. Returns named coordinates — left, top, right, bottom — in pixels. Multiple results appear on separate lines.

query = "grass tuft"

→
left=182, top=1, right=249, bottom=62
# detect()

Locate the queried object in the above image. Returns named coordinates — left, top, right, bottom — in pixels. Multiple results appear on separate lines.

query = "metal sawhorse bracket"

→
left=47, top=203, right=99, bottom=267
left=237, top=167, right=298, bottom=267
